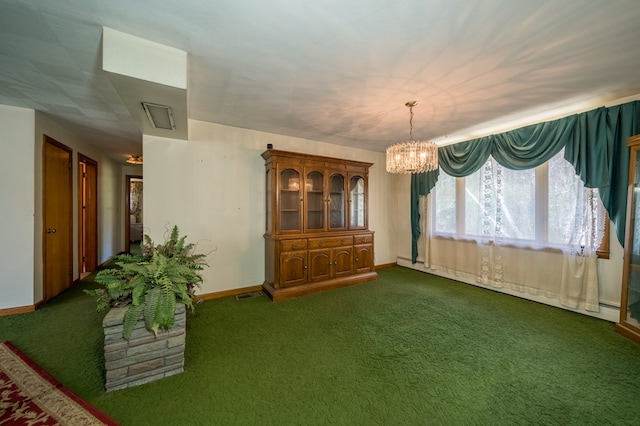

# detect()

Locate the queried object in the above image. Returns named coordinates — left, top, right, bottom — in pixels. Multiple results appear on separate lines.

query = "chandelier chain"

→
left=409, top=106, right=414, bottom=140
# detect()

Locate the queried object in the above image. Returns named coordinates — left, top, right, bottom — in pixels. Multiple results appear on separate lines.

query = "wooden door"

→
left=78, top=154, right=98, bottom=274
left=43, top=136, right=73, bottom=301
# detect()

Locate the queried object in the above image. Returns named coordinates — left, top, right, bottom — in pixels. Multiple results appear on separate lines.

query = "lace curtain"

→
left=559, top=185, right=603, bottom=311
left=422, top=154, right=604, bottom=312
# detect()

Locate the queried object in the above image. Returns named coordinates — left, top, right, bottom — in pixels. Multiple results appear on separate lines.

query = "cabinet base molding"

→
left=615, top=323, right=640, bottom=344
left=263, top=271, right=378, bottom=302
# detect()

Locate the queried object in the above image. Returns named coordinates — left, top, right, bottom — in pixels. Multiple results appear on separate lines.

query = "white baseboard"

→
left=396, top=257, right=620, bottom=323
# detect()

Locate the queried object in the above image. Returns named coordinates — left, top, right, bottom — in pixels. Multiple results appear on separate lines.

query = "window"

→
left=433, top=150, right=608, bottom=254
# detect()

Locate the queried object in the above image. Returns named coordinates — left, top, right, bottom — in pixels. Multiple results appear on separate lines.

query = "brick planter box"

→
left=102, top=304, right=186, bottom=392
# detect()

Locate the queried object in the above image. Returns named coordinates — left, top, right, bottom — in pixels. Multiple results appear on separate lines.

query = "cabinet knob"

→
left=334, top=261, right=338, bottom=265
left=292, top=243, right=298, bottom=249
left=318, top=241, right=324, bottom=247
left=355, top=258, right=359, bottom=262
left=341, top=239, right=345, bottom=244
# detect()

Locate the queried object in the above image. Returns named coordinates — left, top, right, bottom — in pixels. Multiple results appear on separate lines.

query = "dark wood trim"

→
left=375, top=262, right=397, bottom=270
left=262, top=149, right=374, bottom=169
left=78, top=153, right=98, bottom=275
left=0, top=305, right=36, bottom=317
left=198, top=285, right=264, bottom=301
left=596, top=217, right=610, bottom=259
left=263, top=271, right=378, bottom=302
left=615, top=323, right=640, bottom=345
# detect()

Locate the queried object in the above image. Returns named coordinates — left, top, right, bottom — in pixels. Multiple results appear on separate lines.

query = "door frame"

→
left=78, top=153, right=98, bottom=276
left=125, top=175, right=143, bottom=253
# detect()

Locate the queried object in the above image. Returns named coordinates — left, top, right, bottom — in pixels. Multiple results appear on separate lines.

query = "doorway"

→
left=43, top=135, right=73, bottom=302
left=78, top=154, right=98, bottom=277
left=125, top=175, right=143, bottom=253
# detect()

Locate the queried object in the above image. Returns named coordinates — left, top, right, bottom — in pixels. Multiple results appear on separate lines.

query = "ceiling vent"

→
left=141, top=101, right=176, bottom=131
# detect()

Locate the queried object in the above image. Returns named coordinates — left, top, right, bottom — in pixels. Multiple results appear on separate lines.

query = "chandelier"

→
left=386, top=101, right=438, bottom=174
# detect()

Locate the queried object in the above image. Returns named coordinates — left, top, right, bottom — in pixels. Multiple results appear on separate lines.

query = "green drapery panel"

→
left=410, top=100, right=640, bottom=263
left=410, top=169, right=439, bottom=263
left=564, top=108, right=608, bottom=188
left=601, top=101, right=640, bottom=245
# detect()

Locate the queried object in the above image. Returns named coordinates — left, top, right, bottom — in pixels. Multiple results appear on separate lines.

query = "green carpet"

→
left=1, top=267, right=640, bottom=425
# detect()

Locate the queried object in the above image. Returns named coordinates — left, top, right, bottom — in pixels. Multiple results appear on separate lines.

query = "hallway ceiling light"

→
left=126, top=155, right=143, bottom=165
left=386, top=101, right=438, bottom=174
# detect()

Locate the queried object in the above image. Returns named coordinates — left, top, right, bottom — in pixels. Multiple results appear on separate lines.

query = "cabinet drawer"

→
left=280, top=239, right=307, bottom=252
left=354, top=234, right=373, bottom=244
left=308, top=236, right=351, bottom=249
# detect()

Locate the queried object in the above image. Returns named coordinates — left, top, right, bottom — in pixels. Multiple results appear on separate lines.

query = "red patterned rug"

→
left=0, top=341, right=118, bottom=425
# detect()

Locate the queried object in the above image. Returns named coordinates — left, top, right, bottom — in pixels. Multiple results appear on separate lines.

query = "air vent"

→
left=235, top=291, right=264, bottom=301
left=141, top=101, right=176, bottom=131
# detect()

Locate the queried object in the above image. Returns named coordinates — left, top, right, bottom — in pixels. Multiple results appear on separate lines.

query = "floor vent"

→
left=235, top=291, right=264, bottom=301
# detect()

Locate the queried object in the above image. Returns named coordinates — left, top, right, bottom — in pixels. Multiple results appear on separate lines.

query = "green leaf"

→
left=86, top=225, right=209, bottom=338
left=123, top=304, right=145, bottom=339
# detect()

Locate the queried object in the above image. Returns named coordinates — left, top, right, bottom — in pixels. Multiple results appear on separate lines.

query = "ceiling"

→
left=2, top=0, right=640, bottom=162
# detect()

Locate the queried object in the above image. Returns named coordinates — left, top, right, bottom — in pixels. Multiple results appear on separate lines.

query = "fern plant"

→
left=86, top=226, right=208, bottom=339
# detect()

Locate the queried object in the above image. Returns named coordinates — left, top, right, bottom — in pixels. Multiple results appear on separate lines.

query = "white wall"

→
left=0, top=105, right=35, bottom=310
left=143, top=120, right=395, bottom=295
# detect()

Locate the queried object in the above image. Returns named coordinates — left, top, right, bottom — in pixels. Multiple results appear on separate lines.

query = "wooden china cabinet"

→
left=617, top=134, right=640, bottom=343
left=262, top=149, right=378, bottom=301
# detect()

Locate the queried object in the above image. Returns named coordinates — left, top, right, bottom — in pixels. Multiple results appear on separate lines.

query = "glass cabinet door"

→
left=328, top=173, right=346, bottom=230
left=624, top=149, right=640, bottom=328
left=305, top=170, right=324, bottom=231
left=618, top=135, right=640, bottom=344
left=280, top=169, right=301, bottom=232
left=349, top=175, right=366, bottom=229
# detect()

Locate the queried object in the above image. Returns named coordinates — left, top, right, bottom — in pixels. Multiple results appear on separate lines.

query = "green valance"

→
left=492, top=115, right=575, bottom=170
left=410, top=100, right=640, bottom=263
left=438, top=137, right=492, bottom=177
